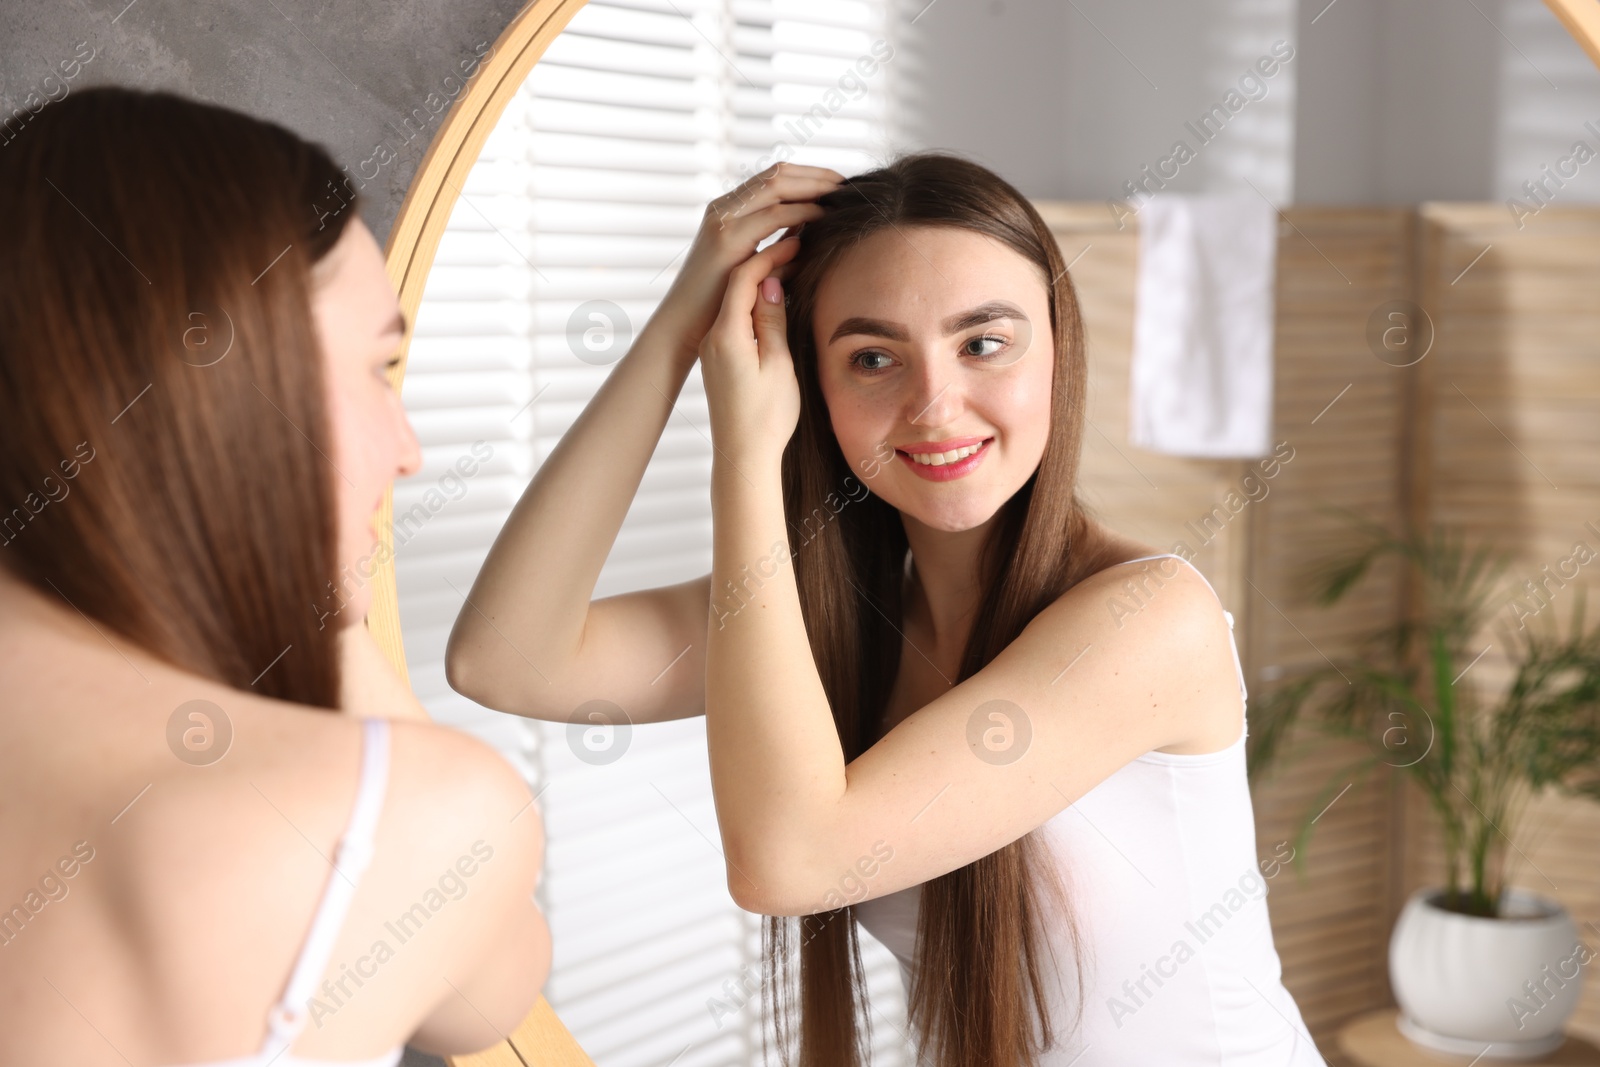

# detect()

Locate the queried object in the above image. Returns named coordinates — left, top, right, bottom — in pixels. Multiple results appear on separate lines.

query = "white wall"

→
left=897, top=0, right=1600, bottom=211
left=1297, top=0, right=1600, bottom=206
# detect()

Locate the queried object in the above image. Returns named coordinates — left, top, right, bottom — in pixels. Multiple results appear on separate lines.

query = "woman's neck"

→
left=900, top=513, right=992, bottom=665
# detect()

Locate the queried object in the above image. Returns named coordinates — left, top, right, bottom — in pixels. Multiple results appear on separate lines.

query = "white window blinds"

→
left=393, top=2, right=909, bottom=1063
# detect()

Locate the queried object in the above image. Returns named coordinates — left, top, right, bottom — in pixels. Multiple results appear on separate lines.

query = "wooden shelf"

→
left=1340, top=1009, right=1600, bottom=1066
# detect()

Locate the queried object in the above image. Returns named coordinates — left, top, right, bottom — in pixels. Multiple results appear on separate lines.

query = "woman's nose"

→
left=394, top=407, right=423, bottom=479
left=906, top=362, right=961, bottom=428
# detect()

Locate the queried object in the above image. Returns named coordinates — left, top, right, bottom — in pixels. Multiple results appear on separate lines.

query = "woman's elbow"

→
left=445, top=637, right=523, bottom=715
left=443, top=636, right=492, bottom=706
left=725, top=848, right=822, bottom=916
left=443, top=613, right=476, bottom=679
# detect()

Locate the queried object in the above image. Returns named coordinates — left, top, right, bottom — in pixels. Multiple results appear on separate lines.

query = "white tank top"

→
left=854, top=554, right=1328, bottom=1065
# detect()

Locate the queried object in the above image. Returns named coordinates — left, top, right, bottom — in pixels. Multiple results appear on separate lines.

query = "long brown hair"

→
left=770, top=150, right=1121, bottom=1066
left=0, top=85, right=356, bottom=709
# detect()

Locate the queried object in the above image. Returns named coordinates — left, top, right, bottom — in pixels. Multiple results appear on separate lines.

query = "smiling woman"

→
left=692, top=151, right=1328, bottom=1067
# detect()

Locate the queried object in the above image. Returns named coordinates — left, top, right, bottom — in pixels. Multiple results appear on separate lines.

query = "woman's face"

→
left=310, top=218, right=422, bottom=626
left=812, top=225, right=1055, bottom=534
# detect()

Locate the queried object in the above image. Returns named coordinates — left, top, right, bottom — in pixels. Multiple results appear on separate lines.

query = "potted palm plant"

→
left=1246, top=513, right=1600, bottom=1058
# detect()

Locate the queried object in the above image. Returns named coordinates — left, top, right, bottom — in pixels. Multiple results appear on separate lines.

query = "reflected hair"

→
left=0, top=85, right=356, bottom=709
left=766, top=149, right=1122, bottom=1066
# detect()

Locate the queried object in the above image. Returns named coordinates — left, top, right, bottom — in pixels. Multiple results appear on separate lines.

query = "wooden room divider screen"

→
left=1041, top=200, right=1600, bottom=1064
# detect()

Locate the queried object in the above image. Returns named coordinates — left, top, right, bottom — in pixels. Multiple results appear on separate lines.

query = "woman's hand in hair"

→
left=653, top=162, right=841, bottom=363
left=700, top=237, right=803, bottom=469
left=445, top=170, right=836, bottom=723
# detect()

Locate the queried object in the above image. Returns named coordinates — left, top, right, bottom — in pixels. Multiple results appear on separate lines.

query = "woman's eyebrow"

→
left=826, top=300, right=1027, bottom=345
left=943, top=300, right=1028, bottom=335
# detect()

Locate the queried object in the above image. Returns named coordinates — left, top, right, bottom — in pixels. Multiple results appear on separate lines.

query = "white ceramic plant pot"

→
left=1389, top=886, right=1588, bottom=1058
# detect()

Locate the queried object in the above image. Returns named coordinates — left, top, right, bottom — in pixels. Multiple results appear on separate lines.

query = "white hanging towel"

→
left=1128, top=192, right=1277, bottom=459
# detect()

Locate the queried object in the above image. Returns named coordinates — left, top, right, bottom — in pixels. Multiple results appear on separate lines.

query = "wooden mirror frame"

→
left=361, top=0, right=1600, bottom=1062
left=365, top=0, right=596, bottom=1063
left=1544, top=0, right=1600, bottom=70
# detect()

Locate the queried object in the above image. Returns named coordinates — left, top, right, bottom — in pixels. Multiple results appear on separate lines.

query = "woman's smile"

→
left=896, top=435, right=994, bottom=481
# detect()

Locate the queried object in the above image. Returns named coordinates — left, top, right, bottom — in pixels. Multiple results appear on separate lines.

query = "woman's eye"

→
left=965, top=334, right=1010, bottom=359
left=848, top=349, right=894, bottom=373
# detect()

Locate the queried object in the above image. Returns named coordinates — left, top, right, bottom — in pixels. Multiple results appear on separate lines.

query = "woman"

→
left=695, top=152, right=1325, bottom=1066
left=449, top=154, right=1324, bottom=1064
left=0, top=86, right=548, bottom=1066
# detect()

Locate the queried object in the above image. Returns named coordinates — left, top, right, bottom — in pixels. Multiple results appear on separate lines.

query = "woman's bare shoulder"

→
left=0, top=611, right=535, bottom=885
left=0, top=577, right=532, bottom=913
left=1079, top=524, right=1171, bottom=573
left=0, top=610, right=540, bottom=1058
left=1030, top=534, right=1241, bottom=751
left=0, top=570, right=525, bottom=810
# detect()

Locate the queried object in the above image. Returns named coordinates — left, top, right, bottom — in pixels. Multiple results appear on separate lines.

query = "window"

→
left=394, top=1, right=909, bottom=1062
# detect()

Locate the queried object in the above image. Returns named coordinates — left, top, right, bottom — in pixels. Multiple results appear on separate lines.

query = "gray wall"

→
left=0, top=0, right=522, bottom=247
left=902, top=0, right=1301, bottom=203
left=1293, top=0, right=1600, bottom=205
left=903, top=0, right=1600, bottom=208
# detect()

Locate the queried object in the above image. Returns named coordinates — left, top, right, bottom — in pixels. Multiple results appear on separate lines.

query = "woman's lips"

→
left=897, top=437, right=993, bottom=482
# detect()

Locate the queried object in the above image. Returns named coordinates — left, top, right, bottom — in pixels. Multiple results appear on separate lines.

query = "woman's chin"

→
left=895, top=497, right=1004, bottom=535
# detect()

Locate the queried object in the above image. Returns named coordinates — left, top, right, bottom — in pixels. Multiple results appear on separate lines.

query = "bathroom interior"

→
left=7, top=0, right=1595, bottom=1064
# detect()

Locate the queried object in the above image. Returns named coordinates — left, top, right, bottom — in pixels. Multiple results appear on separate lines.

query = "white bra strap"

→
left=1104, top=553, right=1248, bottom=702
left=262, top=717, right=392, bottom=1054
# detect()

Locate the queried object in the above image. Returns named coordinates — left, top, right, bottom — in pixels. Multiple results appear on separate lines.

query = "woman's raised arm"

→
left=445, top=163, right=843, bottom=725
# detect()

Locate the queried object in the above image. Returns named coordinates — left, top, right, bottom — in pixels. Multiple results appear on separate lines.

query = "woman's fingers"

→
left=735, top=233, right=802, bottom=288
left=719, top=199, right=826, bottom=244
left=708, top=180, right=804, bottom=225
left=708, top=162, right=843, bottom=228
left=704, top=241, right=796, bottom=364
left=735, top=162, right=846, bottom=198
left=752, top=275, right=790, bottom=364
left=702, top=247, right=798, bottom=450
left=704, top=236, right=801, bottom=354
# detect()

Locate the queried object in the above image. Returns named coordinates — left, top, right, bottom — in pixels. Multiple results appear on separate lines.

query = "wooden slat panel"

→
left=1243, top=208, right=1412, bottom=1067
left=1400, top=202, right=1600, bottom=1044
